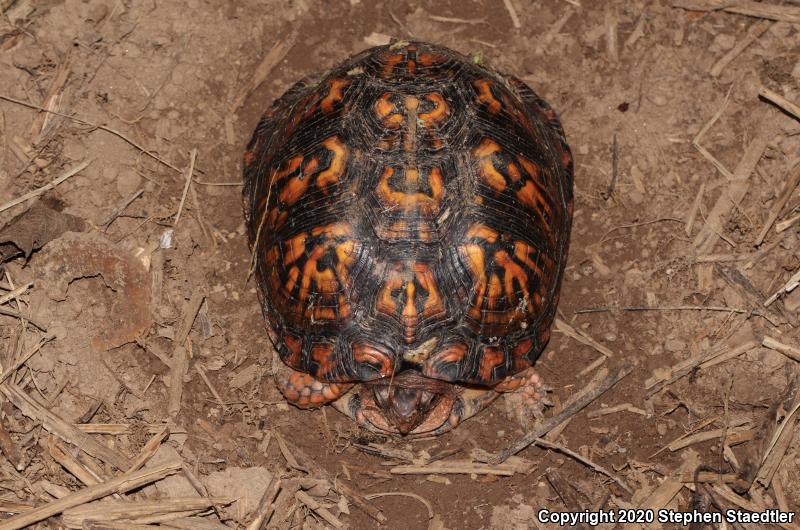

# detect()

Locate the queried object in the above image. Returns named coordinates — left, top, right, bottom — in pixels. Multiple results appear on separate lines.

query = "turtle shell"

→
left=243, top=41, right=573, bottom=389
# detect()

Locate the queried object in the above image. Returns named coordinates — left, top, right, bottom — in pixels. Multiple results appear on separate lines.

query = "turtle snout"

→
left=372, top=384, right=440, bottom=435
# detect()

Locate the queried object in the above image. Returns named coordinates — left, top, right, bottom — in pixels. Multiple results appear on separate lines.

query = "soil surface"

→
left=1, top=0, right=800, bottom=529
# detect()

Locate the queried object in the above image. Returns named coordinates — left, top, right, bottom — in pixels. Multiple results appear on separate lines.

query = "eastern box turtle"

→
left=243, top=41, right=573, bottom=436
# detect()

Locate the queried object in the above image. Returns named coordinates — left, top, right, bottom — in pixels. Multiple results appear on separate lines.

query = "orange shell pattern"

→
left=243, top=41, right=573, bottom=387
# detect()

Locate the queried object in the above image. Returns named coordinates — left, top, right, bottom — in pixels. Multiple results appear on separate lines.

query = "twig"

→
left=0, top=334, right=52, bottom=384
left=645, top=338, right=759, bottom=394
left=196, top=364, right=227, bottom=412
left=685, top=182, right=705, bottom=236
left=759, top=87, right=800, bottom=121
left=101, top=188, right=144, bottom=229
left=710, top=19, right=772, bottom=77
left=0, top=94, right=183, bottom=173
left=762, top=336, right=800, bottom=362
left=0, top=160, right=91, bottom=214
left=502, top=0, right=521, bottom=28
left=765, top=269, right=800, bottom=306
left=246, top=479, right=282, bottom=530
left=173, top=149, right=197, bottom=228
left=488, top=363, right=634, bottom=464
left=127, top=426, right=169, bottom=472
left=364, top=492, right=434, bottom=521
left=0, top=282, right=32, bottom=306
left=0, top=461, right=182, bottom=530
left=692, top=86, right=734, bottom=180
left=295, top=490, right=344, bottom=529
left=755, top=164, right=800, bottom=245
left=694, top=132, right=768, bottom=253
left=533, top=437, right=632, bottom=493
left=575, top=305, right=777, bottom=325
left=0, top=307, right=47, bottom=331
left=673, top=0, right=800, bottom=24
left=0, top=382, right=132, bottom=470
left=554, top=317, right=614, bottom=357
left=390, top=460, right=517, bottom=476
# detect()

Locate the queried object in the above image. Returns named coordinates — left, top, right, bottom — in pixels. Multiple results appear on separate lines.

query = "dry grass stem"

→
left=710, top=19, right=772, bottom=77
left=0, top=461, right=182, bottom=530
left=245, top=479, right=282, bottom=530
left=173, top=148, right=198, bottom=228
left=502, top=0, right=521, bottom=28
left=534, top=437, right=632, bottom=493
left=0, top=382, right=132, bottom=470
left=195, top=365, right=227, bottom=412
left=587, top=403, right=647, bottom=418
left=295, top=490, right=345, bottom=529
left=390, top=460, right=516, bottom=476
left=694, top=132, right=767, bottom=253
left=364, top=492, right=434, bottom=521
left=762, top=336, right=800, bottom=362
left=0, top=94, right=183, bottom=173
left=776, top=211, right=800, bottom=233
left=673, top=0, right=800, bottom=24
left=62, top=497, right=232, bottom=529
left=759, top=87, right=800, bottom=120
left=554, top=317, right=614, bottom=357
left=764, top=269, right=800, bottom=306
left=684, top=182, right=705, bottom=236
left=755, top=164, right=800, bottom=245
left=127, top=426, right=169, bottom=472
left=0, top=159, right=91, bottom=214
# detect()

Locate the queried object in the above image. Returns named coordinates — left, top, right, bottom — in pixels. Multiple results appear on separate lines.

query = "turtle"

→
left=242, top=41, right=573, bottom=436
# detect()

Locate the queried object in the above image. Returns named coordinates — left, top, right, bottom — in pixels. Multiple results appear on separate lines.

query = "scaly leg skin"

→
left=273, top=360, right=353, bottom=409
left=494, top=367, right=548, bottom=426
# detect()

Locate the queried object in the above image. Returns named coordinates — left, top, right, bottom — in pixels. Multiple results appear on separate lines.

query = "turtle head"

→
left=369, top=370, right=451, bottom=435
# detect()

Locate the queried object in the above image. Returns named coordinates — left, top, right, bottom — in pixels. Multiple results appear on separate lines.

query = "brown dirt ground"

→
left=1, top=0, right=800, bottom=529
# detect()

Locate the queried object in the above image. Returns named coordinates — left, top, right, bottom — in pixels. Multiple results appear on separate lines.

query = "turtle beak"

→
left=372, top=384, right=440, bottom=435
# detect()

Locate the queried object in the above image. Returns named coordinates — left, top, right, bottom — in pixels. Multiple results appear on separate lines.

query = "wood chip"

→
left=554, top=317, right=614, bottom=357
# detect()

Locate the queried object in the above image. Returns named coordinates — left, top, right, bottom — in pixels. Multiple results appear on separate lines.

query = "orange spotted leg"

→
left=273, top=360, right=353, bottom=409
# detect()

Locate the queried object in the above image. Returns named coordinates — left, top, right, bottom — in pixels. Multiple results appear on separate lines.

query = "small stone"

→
left=650, top=94, right=667, bottom=106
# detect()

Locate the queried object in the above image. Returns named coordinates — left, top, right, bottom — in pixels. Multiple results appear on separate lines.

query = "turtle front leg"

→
left=495, top=367, right=548, bottom=424
left=274, top=361, right=353, bottom=409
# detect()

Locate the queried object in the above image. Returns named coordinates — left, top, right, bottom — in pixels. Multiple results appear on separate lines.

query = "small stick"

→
left=195, top=364, right=227, bottom=412
left=694, top=133, right=768, bottom=253
left=48, top=436, right=103, bottom=487
left=489, top=363, right=634, bottom=464
left=765, top=269, right=800, bottom=306
left=246, top=479, right=282, bottom=530
left=75, top=423, right=183, bottom=435
left=587, top=403, right=647, bottom=418
left=534, top=437, right=632, bottom=493
left=390, top=461, right=516, bottom=476
left=173, top=149, right=198, bottom=228
left=762, top=336, right=800, bottom=362
left=554, top=317, right=614, bottom=357
left=692, top=86, right=735, bottom=180
left=776, top=211, right=800, bottom=233
left=295, top=490, right=344, bottom=529
left=502, top=0, right=521, bottom=28
left=0, top=461, right=182, bottom=530
left=428, top=15, right=486, bottom=24
left=710, top=19, right=772, bottom=77
left=0, top=94, right=183, bottom=174
left=0, top=334, right=54, bottom=384
left=0, top=160, right=91, bottom=214
left=127, top=426, right=170, bottom=472
left=755, top=164, right=800, bottom=245
left=364, top=492, right=434, bottom=520
left=575, top=305, right=776, bottom=325
left=0, top=282, right=32, bottom=306
left=760, top=87, right=800, bottom=120
left=685, top=182, right=705, bottom=236
left=535, top=8, right=575, bottom=54
left=0, top=382, right=132, bottom=470
left=101, top=188, right=144, bottom=229
left=646, top=339, right=759, bottom=393
left=605, top=8, right=619, bottom=63
left=673, top=0, right=800, bottom=24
